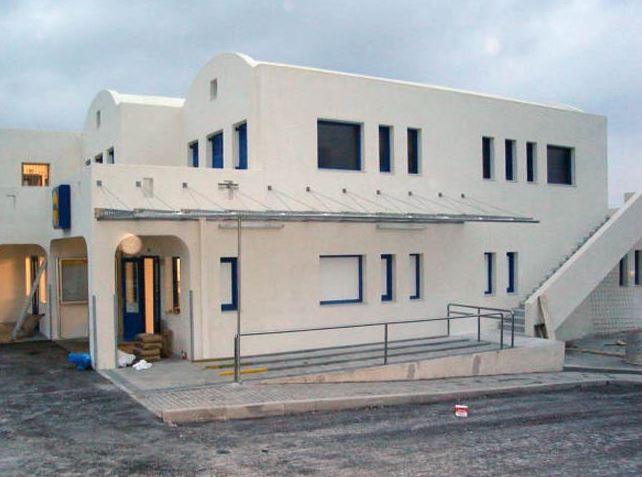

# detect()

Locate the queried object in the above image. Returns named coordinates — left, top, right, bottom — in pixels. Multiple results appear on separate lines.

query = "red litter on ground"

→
left=454, top=404, right=469, bottom=417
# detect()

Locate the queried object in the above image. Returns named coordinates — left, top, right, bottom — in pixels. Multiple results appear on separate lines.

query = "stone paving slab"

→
left=100, top=369, right=642, bottom=424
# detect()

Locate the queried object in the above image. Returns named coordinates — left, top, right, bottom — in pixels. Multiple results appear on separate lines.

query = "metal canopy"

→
left=95, top=208, right=538, bottom=224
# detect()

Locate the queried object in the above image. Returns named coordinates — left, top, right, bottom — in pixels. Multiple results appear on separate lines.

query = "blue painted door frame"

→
left=121, top=256, right=161, bottom=341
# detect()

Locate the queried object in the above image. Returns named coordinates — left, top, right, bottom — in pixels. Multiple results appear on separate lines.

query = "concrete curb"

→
left=564, top=364, right=642, bottom=375
left=161, top=377, right=628, bottom=424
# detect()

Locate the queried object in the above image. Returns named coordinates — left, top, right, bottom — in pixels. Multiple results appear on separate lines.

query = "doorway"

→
left=121, top=256, right=160, bottom=341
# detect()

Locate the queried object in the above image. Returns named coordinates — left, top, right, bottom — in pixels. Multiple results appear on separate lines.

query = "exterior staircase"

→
left=499, top=305, right=525, bottom=334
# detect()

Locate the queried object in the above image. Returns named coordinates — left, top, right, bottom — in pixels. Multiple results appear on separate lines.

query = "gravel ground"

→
left=2, top=341, right=642, bottom=477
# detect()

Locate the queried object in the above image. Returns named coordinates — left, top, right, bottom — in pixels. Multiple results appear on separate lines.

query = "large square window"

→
left=320, top=255, right=363, bottom=304
left=317, top=120, right=362, bottom=171
left=22, top=163, right=50, bottom=187
left=547, top=145, right=574, bottom=185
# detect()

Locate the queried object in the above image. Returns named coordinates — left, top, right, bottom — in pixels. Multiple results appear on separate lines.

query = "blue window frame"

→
left=220, top=257, right=238, bottom=311
left=409, top=253, right=422, bottom=299
left=635, top=251, right=641, bottom=286
left=505, top=139, right=515, bottom=181
left=317, top=120, right=362, bottom=171
left=407, top=128, right=420, bottom=174
left=526, top=142, right=536, bottom=182
left=381, top=254, right=393, bottom=301
left=619, top=255, right=628, bottom=287
left=210, top=132, right=223, bottom=169
left=484, top=252, right=495, bottom=295
left=189, top=141, right=199, bottom=167
left=319, top=255, right=363, bottom=305
left=507, top=252, right=517, bottom=293
left=236, top=122, right=248, bottom=170
left=379, top=126, right=392, bottom=172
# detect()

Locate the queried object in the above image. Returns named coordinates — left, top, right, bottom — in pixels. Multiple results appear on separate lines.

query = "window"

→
left=482, top=137, right=494, bottom=179
left=107, top=148, right=115, bottom=164
left=635, top=251, right=641, bottom=286
left=507, top=252, right=517, bottom=293
left=317, top=120, right=362, bottom=171
left=407, top=128, right=420, bottom=174
left=96, top=110, right=101, bottom=128
left=59, top=258, right=88, bottom=303
left=619, top=255, right=629, bottom=287
left=409, top=253, right=422, bottom=299
left=484, top=252, right=495, bottom=295
left=320, top=255, right=363, bottom=304
left=381, top=254, right=394, bottom=302
left=21, top=163, right=50, bottom=187
left=210, top=79, right=218, bottom=100
left=188, top=141, right=199, bottom=167
left=209, top=132, right=224, bottom=169
left=526, top=142, right=536, bottom=182
left=379, top=126, right=392, bottom=173
left=235, top=122, right=248, bottom=170
left=505, top=139, right=516, bottom=181
left=547, top=145, right=574, bottom=185
left=220, top=257, right=238, bottom=311
left=95, top=153, right=103, bottom=164
left=171, top=257, right=181, bottom=313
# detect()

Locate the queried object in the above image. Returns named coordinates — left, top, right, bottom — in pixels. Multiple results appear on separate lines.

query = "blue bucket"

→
left=68, top=352, right=92, bottom=370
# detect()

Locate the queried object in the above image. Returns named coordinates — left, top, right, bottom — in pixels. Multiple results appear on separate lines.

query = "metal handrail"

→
left=232, top=303, right=515, bottom=383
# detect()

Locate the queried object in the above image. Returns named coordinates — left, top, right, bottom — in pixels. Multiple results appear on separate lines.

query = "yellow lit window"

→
left=22, top=163, right=50, bottom=187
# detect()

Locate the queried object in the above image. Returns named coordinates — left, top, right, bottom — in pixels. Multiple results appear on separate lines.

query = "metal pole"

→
left=477, top=307, right=481, bottom=342
left=234, top=215, right=242, bottom=383
left=189, top=290, right=194, bottom=360
left=511, top=311, right=515, bottom=348
left=500, top=313, right=504, bottom=349
left=384, top=324, right=388, bottom=365
left=447, top=305, right=451, bottom=337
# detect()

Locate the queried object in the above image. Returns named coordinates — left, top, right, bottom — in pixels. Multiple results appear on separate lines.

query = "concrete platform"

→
left=262, top=332, right=563, bottom=384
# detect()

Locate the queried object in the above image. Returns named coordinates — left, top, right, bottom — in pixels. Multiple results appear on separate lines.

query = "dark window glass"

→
left=407, top=128, right=420, bottom=174
left=547, top=145, right=573, bottom=185
left=210, top=132, right=223, bottom=169
left=505, top=140, right=515, bottom=181
left=171, top=257, right=181, bottom=313
left=236, top=123, right=247, bottom=170
left=189, top=141, right=199, bottom=167
left=526, top=142, right=536, bottom=182
left=95, top=154, right=103, bottom=164
left=619, top=256, right=628, bottom=287
left=507, top=252, right=517, bottom=293
left=379, top=126, right=391, bottom=172
left=108, top=148, right=115, bottom=164
left=410, top=253, right=421, bottom=299
left=381, top=254, right=393, bottom=301
left=636, top=251, right=641, bottom=286
left=484, top=252, right=494, bottom=294
left=482, top=137, right=493, bottom=179
left=317, top=121, right=361, bottom=170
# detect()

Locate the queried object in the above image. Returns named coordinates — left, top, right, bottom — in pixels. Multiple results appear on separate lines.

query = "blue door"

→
left=122, top=257, right=145, bottom=341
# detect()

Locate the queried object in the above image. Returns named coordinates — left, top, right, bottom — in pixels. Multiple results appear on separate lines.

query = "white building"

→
left=1, top=53, right=641, bottom=371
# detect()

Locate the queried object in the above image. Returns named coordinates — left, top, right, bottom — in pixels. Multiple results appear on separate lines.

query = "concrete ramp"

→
left=261, top=333, right=563, bottom=384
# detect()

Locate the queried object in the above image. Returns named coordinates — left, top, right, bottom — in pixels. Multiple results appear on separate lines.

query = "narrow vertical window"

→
left=379, top=126, right=392, bottom=173
left=107, top=148, right=115, bottom=164
left=235, top=122, right=248, bottom=170
left=96, top=110, right=101, bottom=128
left=188, top=141, right=199, bottom=167
left=407, top=128, right=420, bottom=174
left=209, top=132, right=224, bottom=169
left=635, top=251, right=641, bottom=286
left=526, top=142, right=536, bottom=182
left=619, top=255, right=629, bottom=287
left=484, top=252, right=495, bottom=295
left=171, top=257, right=181, bottom=313
left=505, top=139, right=516, bottom=181
left=409, top=253, right=422, bottom=299
left=220, top=257, right=238, bottom=311
left=506, top=252, right=517, bottom=293
left=209, top=79, right=218, bottom=100
left=482, top=137, right=494, bottom=179
left=381, top=254, right=394, bottom=302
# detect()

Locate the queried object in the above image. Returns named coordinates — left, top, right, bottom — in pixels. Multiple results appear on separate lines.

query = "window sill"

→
left=320, top=300, right=364, bottom=306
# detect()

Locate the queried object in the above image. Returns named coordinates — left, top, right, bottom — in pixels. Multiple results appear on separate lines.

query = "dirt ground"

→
left=2, top=341, right=642, bottom=477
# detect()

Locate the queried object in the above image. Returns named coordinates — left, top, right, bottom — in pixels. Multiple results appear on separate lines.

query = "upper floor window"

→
left=379, top=126, right=392, bottom=173
left=407, top=128, right=420, bottom=174
left=317, top=120, right=362, bottom=171
left=547, top=145, right=574, bottom=185
left=21, top=163, right=49, bottom=187
left=209, top=132, right=224, bottom=169
left=482, top=137, right=494, bottom=179
left=409, top=253, right=422, bottom=299
left=107, top=147, right=115, bottom=164
left=95, top=153, right=103, bottom=164
left=505, top=139, right=516, bottom=181
left=96, top=110, right=101, bottom=128
left=235, top=122, right=248, bottom=170
left=526, top=142, right=537, bottom=183
left=210, top=79, right=218, bottom=100
left=188, top=141, right=199, bottom=167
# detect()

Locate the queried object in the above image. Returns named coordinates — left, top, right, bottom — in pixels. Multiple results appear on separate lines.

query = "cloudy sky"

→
left=1, top=0, right=640, bottom=205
